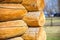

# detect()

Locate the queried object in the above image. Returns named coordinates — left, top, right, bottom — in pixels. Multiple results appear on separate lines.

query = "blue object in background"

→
left=44, top=11, right=48, bottom=17
left=44, top=0, right=59, bottom=17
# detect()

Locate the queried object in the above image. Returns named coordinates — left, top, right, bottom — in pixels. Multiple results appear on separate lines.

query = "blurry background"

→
left=44, top=0, right=60, bottom=40
left=0, top=0, right=60, bottom=40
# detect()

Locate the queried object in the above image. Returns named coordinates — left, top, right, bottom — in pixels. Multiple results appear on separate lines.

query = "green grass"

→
left=44, top=17, right=60, bottom=40
left=45, top=17, right=60, bottom=26
left=47, top=36, right=60, bottom=40
left=46, top=19, right=60, bottom=22
left=47, top=33, right=60, bottom=40
left=46, top=18, right=60, bottom=22
left=44, top=26, right=60, bottom=40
